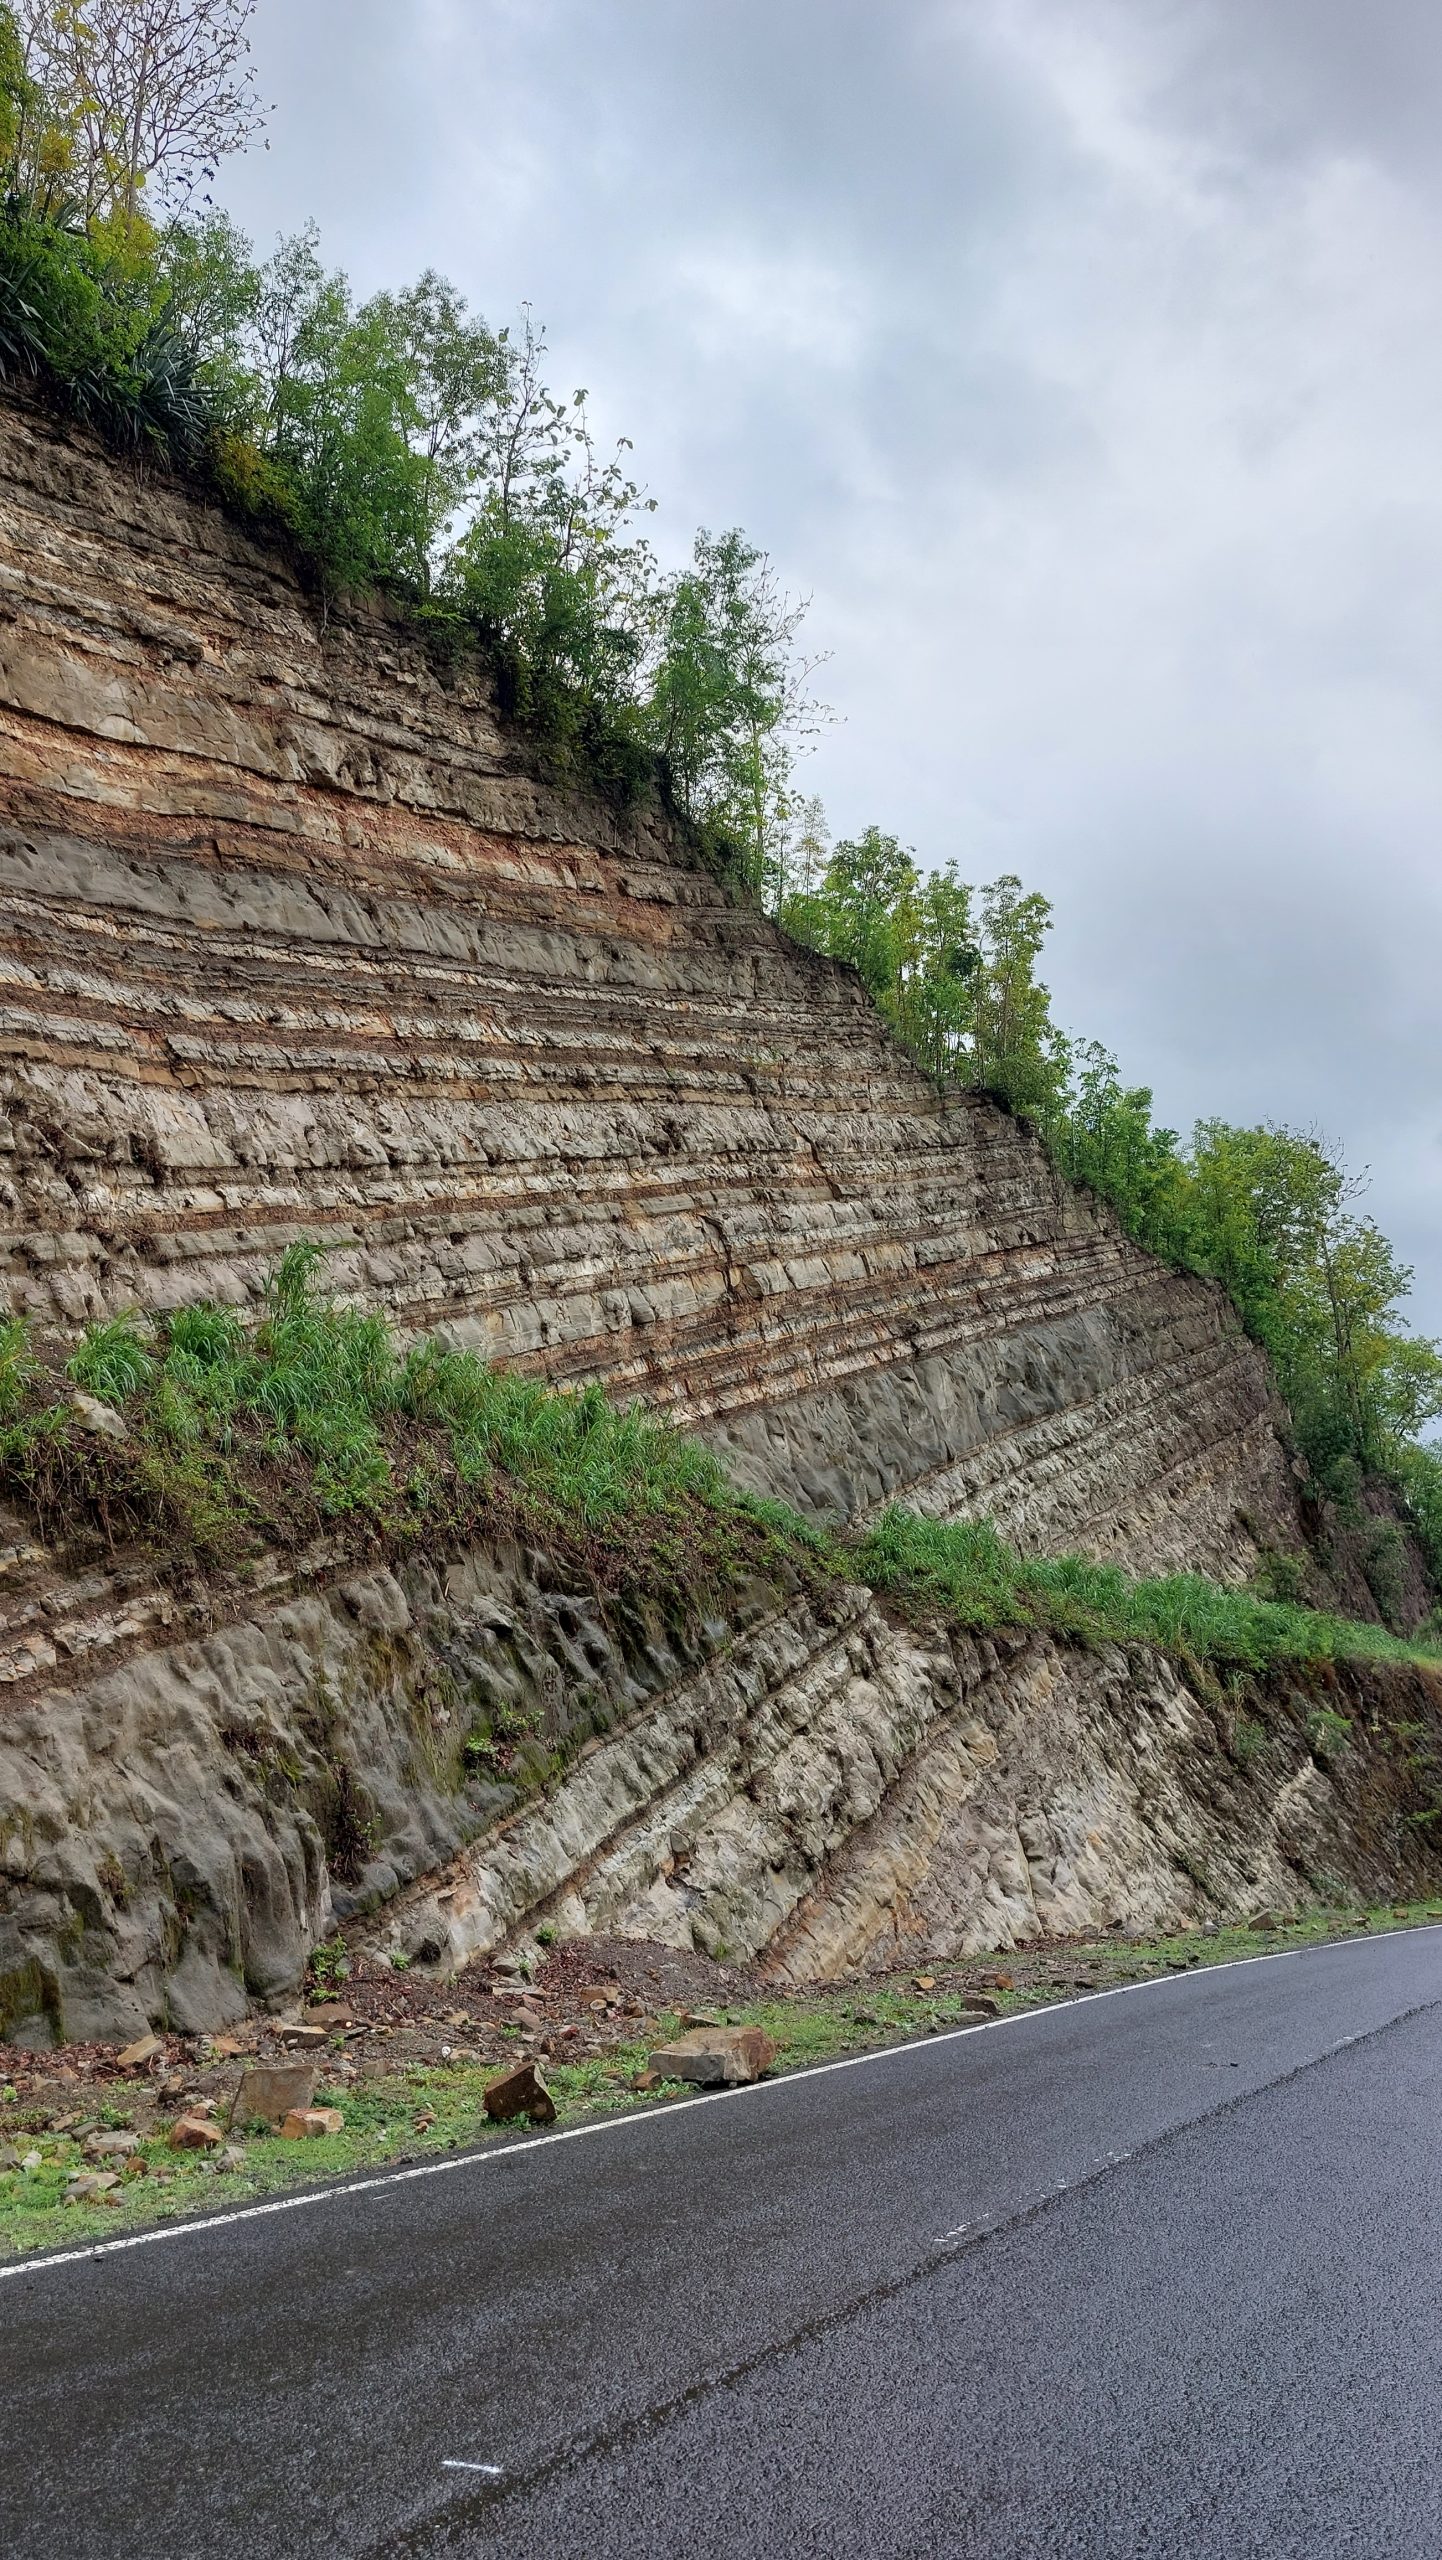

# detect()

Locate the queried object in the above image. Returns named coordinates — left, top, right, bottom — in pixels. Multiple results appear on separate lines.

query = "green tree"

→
left=968, top=875, right=1065, bottom=1114
left=443, top=308, right=657, bottom=737
left=644, top=527, right=825, bottom=888
left=14, top=0, right=267, bottom=221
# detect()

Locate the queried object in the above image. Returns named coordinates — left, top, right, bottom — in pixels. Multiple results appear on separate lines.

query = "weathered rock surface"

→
left=1, top=1494, right=1439, bottom=2041
left=0, top=394, right=1314, bottom=1581
left=0, top=394, right=1436, bottom=2041
left=648, top=2023, right=777, bottom=2086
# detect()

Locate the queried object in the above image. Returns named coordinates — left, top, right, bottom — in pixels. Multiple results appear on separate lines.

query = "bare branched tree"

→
left=16, top=0, right=268, bottom=219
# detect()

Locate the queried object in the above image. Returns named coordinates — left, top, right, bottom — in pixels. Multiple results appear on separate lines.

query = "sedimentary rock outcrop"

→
left=2, top=391, right=1431, bottom=2044
left=0, top=393, right=1307, bottom=1578
left=2, top=1503, right=1438, bottom=2042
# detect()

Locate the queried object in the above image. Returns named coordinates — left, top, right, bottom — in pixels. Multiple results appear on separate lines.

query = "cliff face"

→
left=0, top=395, right=1311, bottom=1581
left=4, top=392, right=1423, bottom=2044
left=3, top=1500, right=1440, bottom=2044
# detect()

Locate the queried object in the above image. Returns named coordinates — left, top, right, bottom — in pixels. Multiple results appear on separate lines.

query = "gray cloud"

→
left=223, top=0, right=1442, bottom=1333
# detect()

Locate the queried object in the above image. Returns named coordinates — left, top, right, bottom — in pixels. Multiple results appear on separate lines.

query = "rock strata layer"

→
left=0, top=395, right=1308, bottom=1576
left=2, top=1510, right=1439, bottom=2042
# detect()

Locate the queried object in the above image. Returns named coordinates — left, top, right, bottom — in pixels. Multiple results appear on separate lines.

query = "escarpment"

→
left=2, top=1500, right=1440, bottom=2043
left=3, top=392, right=1436, bottom=2044
left=0, top=394, right=1309, bottom=1581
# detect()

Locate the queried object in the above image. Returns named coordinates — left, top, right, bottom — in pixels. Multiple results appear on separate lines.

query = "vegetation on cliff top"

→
left=776, top=826, right=1442, bottom=1604
left=0, top=0, right=825, bottom=828
left=2, top=2, right=1439, bottom=1596
left=2, top=1253, right=1437, bottom=1684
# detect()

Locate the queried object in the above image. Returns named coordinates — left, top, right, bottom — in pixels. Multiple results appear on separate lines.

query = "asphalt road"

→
left=4, top=1929, right=1441, bottom=2559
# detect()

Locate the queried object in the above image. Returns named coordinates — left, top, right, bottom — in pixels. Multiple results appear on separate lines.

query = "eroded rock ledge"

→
left=2, top=393, right=1430, bottom=2042
left=2, top=1511, right=1438, bottom=2043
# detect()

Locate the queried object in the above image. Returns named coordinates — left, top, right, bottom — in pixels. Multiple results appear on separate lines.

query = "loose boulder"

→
left=647, top=2024, right=777, bottom=2088
left=116, top=2034, right=163, bottom=2071
left=483, top=2060, right=557, bottom=2126
left=229, top=2063, right=318, bottom=2132
left=168, top=2113, right=223, bottom=2152
left=280, top=2107, right=344, bottom=2140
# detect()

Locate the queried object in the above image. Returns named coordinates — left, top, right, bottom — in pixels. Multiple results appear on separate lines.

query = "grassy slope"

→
left=3, top=1901, right=1440, bottom=2263
left=4, top=1250, right=1438, bottom=1686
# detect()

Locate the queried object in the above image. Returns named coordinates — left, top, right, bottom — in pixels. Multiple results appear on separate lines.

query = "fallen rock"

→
left=217, top=2145, right=247, bottom=2173
left=64, top=2171, right=120, bottom=2203
left=281, top=2108, right=344, bottom=2140
left=483, top=2060, right=557, bottom=2126
left=229, top=2063, right=318, bottom=2131
left=647, top=2025, right=777, bottom=2088
left=67, top=1389, right=128, bottom=1441
left=116, top=2033, right=163, bottom=2070
left=83, top=2130, right=139, bottom=2160
left=168, top=2114, right=224, bottom=2152
left=276, top=2024, right=330, bottom=2051
left=959, top=1994, right=1001, bottom=2020
left=304, top=2005, right=354, bottom=2028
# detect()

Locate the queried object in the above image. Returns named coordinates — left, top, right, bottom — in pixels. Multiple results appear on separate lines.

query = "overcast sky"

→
left=224, top=0, right=1442, bottom=1337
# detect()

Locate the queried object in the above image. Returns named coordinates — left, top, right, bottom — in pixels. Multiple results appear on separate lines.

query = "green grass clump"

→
left=853, top=1507, right=1442, bottom=1675
left=0, top=1245, right=752, bottom=1601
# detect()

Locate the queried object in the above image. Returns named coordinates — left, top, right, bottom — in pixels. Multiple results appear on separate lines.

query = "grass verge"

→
left=4, top=1899, right=1440, bottom=2264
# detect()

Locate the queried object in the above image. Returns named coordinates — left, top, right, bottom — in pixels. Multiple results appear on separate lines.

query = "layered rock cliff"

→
left=3, top=392, right=1434, bottom=2045
left=2, top=1493, right=1439, bottom=2044
left=0, top=393, right=1310, bottom=1580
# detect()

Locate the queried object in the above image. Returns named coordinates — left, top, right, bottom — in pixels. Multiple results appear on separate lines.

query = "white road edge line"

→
left=440, top=2462, right=503, bottom=2476
left=4, top=1921, right=1438, bottom=2287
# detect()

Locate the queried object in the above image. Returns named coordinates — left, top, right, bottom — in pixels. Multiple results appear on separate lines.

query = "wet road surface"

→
left=4, top=1927, right=1441, bottom=2557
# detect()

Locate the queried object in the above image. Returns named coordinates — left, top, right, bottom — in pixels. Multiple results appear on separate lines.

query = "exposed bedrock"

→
left=2, top=396, right=1430, bottom=2043
left=2, top=1516, right=1439, bottom=2043
left=0, top=395, right=1313, bottom=1579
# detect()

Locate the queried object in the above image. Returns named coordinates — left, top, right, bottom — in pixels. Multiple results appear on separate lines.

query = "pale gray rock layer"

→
left=2, top=1524, right=1439, bottom=2042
